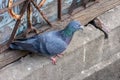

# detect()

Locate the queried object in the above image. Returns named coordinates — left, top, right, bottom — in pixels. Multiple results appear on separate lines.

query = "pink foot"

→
left=50, top=57, right=57, bottom=65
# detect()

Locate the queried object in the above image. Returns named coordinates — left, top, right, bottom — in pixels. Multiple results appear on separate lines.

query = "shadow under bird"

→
left=10, top=21, right=84, bottom=64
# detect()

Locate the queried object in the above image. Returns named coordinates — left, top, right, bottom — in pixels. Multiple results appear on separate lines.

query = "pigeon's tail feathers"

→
left=10, top=42, right=38, bottom=53
left=10, top=42, right=24, bottom=50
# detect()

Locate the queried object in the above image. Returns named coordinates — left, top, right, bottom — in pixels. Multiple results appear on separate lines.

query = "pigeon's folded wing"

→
left=45, top=38, right=67, bottom=56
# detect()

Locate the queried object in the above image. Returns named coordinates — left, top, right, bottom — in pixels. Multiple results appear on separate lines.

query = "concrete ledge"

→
left=70, top=52, right=120, bottom=80
left=0, top=4, right=120, bottom=80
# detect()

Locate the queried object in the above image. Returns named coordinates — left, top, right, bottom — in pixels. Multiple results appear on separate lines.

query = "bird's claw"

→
left=50, top=57, right=57, bottom=65
left=50, top=53, right=64, bottom=65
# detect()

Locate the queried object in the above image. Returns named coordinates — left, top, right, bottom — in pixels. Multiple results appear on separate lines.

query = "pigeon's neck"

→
left=60, top=27, right=75, bottom=44
left=62, top=27, right=75, bottom=37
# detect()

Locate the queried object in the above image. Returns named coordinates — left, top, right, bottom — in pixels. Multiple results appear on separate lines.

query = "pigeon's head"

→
left=67, top=20, right=84, bottom=32
left=62, top=20, right=84, bottom=37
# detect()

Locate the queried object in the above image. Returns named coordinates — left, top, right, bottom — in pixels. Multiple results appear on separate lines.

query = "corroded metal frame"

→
left=0, top=0, right=62, bottom=53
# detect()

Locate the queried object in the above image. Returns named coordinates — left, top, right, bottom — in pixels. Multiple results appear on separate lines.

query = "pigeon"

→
left=10, top=20, right=84, bottom=64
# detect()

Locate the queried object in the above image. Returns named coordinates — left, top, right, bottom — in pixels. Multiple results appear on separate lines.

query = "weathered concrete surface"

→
left=70, top=52, right=120, bottom=80
left=0, top=4, right=120, bottom=80
left=84, top=52, right=120, bottom=80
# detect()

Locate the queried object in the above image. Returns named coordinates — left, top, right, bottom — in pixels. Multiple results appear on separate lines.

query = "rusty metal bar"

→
left=38, top=0, right=46, bottom=8
left=0, top=0, right=26, bottom=14
left=57, top=0, right=62, bottom=20
left=8, top=0, right=21, bottom=20
left=0, top=0, right=53, bottom=53
left=7, top=0, right=31, bottom=45
left=27, top=3, right=32, bottom=30
left=31, top=0, right=52, bottom=27
left=24, top=2, right=38, bottom=37
left=0, top=0, right=30, bottom=53
left=26, top=3, right=39, bottom=35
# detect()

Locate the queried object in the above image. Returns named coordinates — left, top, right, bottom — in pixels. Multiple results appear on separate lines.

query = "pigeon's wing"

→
left=45, top=37, right=67, bottom=56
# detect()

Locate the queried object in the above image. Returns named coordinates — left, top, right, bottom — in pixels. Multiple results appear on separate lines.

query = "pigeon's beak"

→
left=80, top=25, right=84, bottom=31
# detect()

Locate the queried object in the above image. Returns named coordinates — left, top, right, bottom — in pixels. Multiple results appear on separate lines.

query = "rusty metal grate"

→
left=0, top=0, right=62, bottom=53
